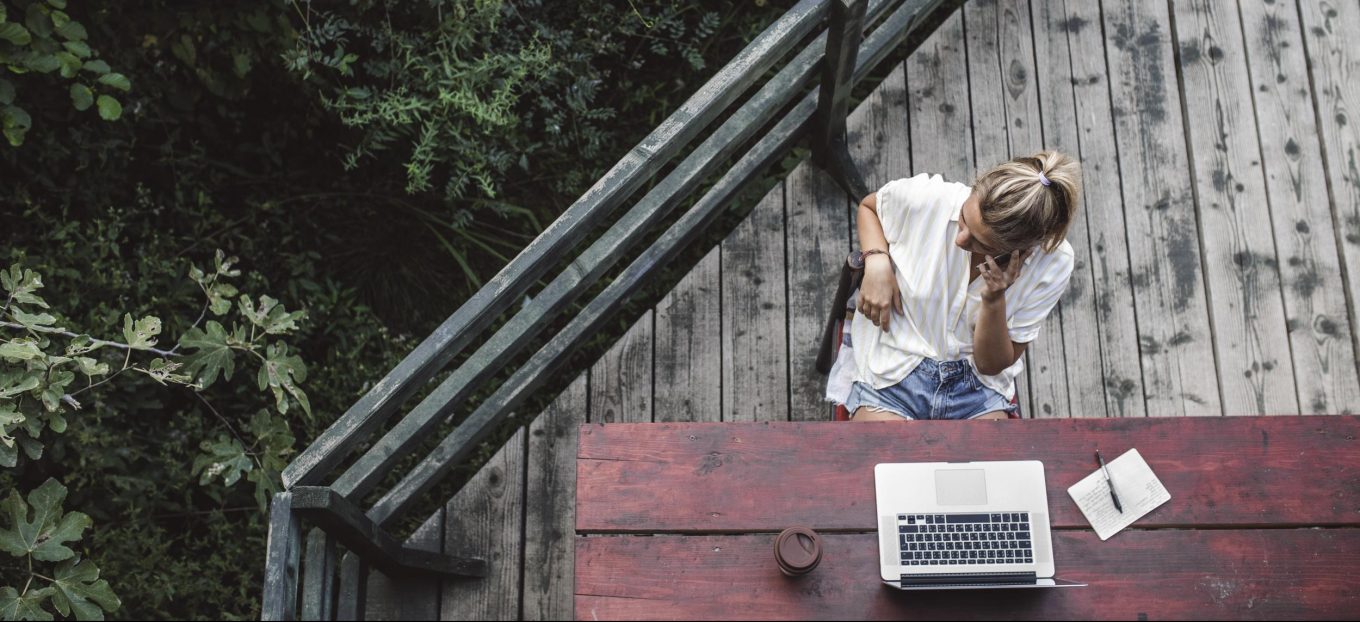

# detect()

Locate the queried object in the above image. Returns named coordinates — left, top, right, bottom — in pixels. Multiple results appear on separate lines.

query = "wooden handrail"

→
left=328, top=0, right=903, bottom=503
left=290, top=487, right=487, bottom=577
left=280, top=0, right=831, bottom=491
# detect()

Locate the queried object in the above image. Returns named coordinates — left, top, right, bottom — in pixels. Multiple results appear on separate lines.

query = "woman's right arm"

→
left=857, top=192, right=904, bottom=332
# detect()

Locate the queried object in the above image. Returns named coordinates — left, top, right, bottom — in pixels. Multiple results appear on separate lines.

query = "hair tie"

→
left=1038, top=171, right=1052, bottom=187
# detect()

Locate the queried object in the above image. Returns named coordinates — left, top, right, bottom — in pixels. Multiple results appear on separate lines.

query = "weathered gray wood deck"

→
left=357, top=0, right=1360, bottom=618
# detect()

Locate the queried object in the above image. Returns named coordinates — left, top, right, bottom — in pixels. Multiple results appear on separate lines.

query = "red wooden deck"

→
left=574, top=416, right=1360, bottom=620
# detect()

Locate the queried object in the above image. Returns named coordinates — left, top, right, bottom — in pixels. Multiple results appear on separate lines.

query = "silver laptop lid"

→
left=874, top=461, right=1058, bottom=584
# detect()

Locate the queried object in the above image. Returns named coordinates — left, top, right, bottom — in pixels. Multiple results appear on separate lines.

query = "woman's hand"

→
left=858, top=254, right=903, bottom=332
left=979, top=248, right=1034, bottom=302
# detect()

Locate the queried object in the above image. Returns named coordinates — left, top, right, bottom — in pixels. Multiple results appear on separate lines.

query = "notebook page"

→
left=1066, top=448, right=1171, bottom=541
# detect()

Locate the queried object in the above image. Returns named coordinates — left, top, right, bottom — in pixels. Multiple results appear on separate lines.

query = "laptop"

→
left=875, top=461, right=1085, bottom=590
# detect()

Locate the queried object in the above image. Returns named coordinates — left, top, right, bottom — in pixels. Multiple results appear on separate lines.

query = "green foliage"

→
left=49, top=558, right=119, bottom=621
left=0, top=479, right=120, bottom=621
left=1, top=0, right=791, bottom=617
left=0, top=0, right=124, bottom=145
left=0, top=255, right=317, bottom=618
left=0, top=479, right=89, bottom=562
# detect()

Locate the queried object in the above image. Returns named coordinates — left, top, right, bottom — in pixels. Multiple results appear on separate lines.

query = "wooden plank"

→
left=1171, top=0, right=1298, bottom=415
left=964, top=0, right=1045, bottom=416
left=786, top=163, right=850, bottom=422
left=1032, top=0, right=1143, bottom=418
left=1241, top=0, right=1360, bottom=414
left=654, top=248, right=723, bottom=423
left=575, top=530, right=1360, bottom=620
left=363, top=510, right=443, bottom=621
left=908, top=10, right=974, bottom=183
left=1025, top=0, right=1078, bottom=418
left=281, top=0, right=831, bottom=490
left=523, top=374, right=588, bottom=621
left=589, top=311, right=653, bottom=423
left=575, top=417, right=1360, bottom=531
left=441, top=427, right=526, bottom=620
left=1101, top=0, right=1220, bottom=416
left=262, top=492, right=302, bottom=621
left=301, top=528, right=338, bottom=621
left=722, top=184, right=790, bottom=422
left=848, top=63, right=911, bottom=193
left=334, top=552, right=365, bottom=622
left=1300, top=0, right=1360, bottom=412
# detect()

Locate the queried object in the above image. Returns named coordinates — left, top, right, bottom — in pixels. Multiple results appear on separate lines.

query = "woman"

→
left=846, top=151, right=1080, bottom=421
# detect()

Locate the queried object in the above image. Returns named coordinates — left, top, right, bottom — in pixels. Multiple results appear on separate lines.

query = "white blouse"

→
left=849, top=173, right=1074, bottom=400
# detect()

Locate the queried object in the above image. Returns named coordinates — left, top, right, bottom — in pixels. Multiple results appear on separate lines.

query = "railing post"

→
left=334, top=551, right=367, bottom=621
left=262, top=492, right=303, bottom=621
left=812, top=0, right=870, bottom=200
left=301, top=528, right=338, bottom=621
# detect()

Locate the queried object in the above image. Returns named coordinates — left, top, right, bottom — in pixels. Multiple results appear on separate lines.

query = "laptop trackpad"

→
left=935, top=469, right=988, bottom=505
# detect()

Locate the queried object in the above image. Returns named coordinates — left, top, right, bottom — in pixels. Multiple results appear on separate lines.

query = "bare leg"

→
left=971, top=411, right=1009, bottom=420
left=852, top=406, right=910, bottom=421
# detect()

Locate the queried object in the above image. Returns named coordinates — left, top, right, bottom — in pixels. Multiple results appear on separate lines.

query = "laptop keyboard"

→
left=897, top=512, right=1034, bottom=566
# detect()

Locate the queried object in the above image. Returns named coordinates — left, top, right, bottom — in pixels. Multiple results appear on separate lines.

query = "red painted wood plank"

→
left=575, top=530, right=1360, bottom=620
left=576, top=417, right=1360, bottom=532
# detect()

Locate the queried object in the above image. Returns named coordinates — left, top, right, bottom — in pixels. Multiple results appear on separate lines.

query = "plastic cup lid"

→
left=775, top=527, right=822, bottom=570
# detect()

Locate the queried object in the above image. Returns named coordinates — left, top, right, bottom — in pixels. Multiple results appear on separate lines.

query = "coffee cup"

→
left=774, top=526, right=823, bottom=576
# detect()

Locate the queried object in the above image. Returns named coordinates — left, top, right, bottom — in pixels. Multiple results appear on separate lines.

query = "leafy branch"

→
left=0, top=0, right=130, bottom=147
left=0, top=251, right=312, bottom=618
left=0, top=478, right=120, bottom=621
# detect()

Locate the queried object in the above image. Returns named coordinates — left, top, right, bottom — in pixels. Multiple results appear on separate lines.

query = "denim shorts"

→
left=845, top=358, right=1018, bottom=420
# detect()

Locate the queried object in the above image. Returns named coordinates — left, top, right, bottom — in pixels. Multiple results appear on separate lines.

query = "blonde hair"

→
left=972, top=150, right=1081, bottom=252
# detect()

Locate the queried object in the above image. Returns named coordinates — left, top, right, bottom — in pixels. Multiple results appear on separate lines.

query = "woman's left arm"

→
left=973, top=249, right=1033, bottom=376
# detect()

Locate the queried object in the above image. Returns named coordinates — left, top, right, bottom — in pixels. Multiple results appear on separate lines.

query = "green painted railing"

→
left=260, top=0, right=951, bottom=618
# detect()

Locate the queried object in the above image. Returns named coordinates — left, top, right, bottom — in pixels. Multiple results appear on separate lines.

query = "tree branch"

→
left=0, top=321, right=179, bottom=358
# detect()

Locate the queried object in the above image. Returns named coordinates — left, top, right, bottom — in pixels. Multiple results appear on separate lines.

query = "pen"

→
left=1096, top=450, right=1123, bottom=513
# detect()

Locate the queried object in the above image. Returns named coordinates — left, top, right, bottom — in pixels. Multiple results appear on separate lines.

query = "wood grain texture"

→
left=300, top=528, right=337, bottom=621
left=1300, top=0, right=1360, bottom=413
left=1033, top=0, right=1144, bottom=419
left=786, top=163, right=851, bottom=422
left=589, top=311, right=653, bottom=423
left=1240, top=0, right=1360, bottom=415
left=1100, top=0, right=1220, bottom=416
left=261, top=492, right=301, bottom=622
left=576, top=530, right=1360, bottom=620
left=1028, top=0, right=1093, bottom=420
left=654, top=248, right=723, bottom=423
left=523, top=374, right=588, bottom=621
left=1171, top=0, right=1298, bottom=415
left=848, top=63, right=911, bottom=192
left=964, top=0, right=1045, bottom=417
left=440, top=427, right=526, bottom=620
left=364, top=510, right=443, bottom=621
left=334, top=551, right=364, bottom=621
left=576, top=417, right=1360, bottom=532
left=722, top=184, right=790, bottom=422
left=908, top=10, right=974, bottom=183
